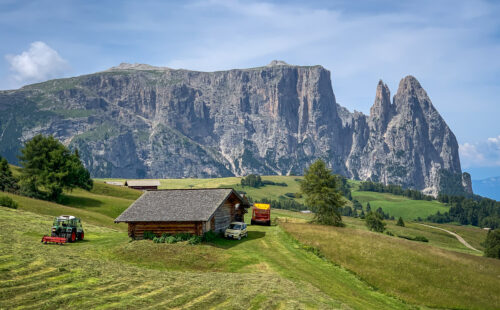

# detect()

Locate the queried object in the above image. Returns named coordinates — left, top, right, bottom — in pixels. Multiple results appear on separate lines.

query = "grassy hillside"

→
left=0, top=208, right=339, bottom=309
left=101, top=176, right=448, bottom=220
left=282, top=221, right=500, bottom=310
left=1, top=180, right=493, bottom=309
left=0, top=190, right=414, bottom=309
left=98, top=176, right=305, bottom=203
left=351, top=191, right=448, bottom=220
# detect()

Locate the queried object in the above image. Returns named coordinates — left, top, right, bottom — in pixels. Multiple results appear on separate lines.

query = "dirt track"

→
left=418, top=223, right=480, bottom=252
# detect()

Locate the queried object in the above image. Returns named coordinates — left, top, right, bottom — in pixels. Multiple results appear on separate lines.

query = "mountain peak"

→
left=108, top=63, right=171, bottom=71
left=369, top=79, right=392, bottom=130
left=267, top=60, right=290, bottom=67
left=398, top=75, right=423, bottom=92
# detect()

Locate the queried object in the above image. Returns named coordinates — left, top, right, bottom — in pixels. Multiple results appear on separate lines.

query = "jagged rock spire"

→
left=369, top=80, right=392, bottom=132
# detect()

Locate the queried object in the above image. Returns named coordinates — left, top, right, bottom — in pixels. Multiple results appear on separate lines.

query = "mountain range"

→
left=0, top=61, right=472, bottom=196
left=473, top=177, right=500, bottom=200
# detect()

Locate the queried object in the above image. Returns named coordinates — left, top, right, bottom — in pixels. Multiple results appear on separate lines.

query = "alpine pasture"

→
left=1, top=179, right=498, bottom=309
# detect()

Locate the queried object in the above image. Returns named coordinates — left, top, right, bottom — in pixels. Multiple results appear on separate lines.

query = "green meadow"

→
left=351, top=191, right=449, bottom=220
left=103, top=175, right=450, bottom=220
left=0, top=180, right=497, bottom=309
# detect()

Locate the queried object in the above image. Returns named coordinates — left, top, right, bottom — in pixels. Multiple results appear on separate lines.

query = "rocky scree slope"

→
left=0, top=61, right=471, bottom=196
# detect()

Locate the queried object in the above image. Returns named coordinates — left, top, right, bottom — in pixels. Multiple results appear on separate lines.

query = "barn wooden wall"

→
left=213, top=202, right=233, bottom=232
left=129, top=221, right=203, bottom=238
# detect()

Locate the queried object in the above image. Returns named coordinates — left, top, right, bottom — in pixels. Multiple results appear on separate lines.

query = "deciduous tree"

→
left=19, top=134, right=92, bottom=201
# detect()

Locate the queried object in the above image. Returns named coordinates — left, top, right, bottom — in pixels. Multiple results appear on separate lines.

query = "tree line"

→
left=245, top=196, right=307, bottom=212
left=358, top=181, right=434, bottom=201
left=0, top=134, right=92, bottom=203
left=427, top=195, right=500, bottom=228
left=240, top=174, right=287, bottom=188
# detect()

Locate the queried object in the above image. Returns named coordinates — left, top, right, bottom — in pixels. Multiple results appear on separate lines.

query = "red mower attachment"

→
left=41, top=235, right=67, bottom=245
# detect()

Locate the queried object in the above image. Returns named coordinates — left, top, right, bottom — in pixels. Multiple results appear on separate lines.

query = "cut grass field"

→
left=1, top=192, right=414, bottom=309
left=0, top=208, right=337, bottom=309
left=1, top=181, right=495, bottom=309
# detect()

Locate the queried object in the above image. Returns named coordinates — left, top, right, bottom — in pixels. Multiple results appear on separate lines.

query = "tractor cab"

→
left=51, top=215, right=84, bottom=242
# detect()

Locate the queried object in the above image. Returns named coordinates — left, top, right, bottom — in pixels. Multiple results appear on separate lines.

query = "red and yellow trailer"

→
left=251, top=203, right=271, bottom=226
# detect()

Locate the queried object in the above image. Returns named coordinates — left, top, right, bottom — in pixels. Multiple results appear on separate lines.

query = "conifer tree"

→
left=300, top=159, right=345, bottom=226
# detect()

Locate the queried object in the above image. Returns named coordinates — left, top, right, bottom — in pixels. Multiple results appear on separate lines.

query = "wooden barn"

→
left=114, top=188, right=250, bottom=238
left=125, top=180, right=161, bottom=190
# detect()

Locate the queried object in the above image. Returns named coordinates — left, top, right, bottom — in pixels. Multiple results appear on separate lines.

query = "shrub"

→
left=284, top=193, right=296, bottom=198
left=188, top=235, right=202, bottom=245
left=397, top=235, right=428, bottom=242
left=202, top=231, right=218, bottom=243
left=0, top=196, right=18, bottom=209
left=365, top=211, right=386, bottom=232
left=165, top=236, right=176, bottom=244
left=385, top=231, right=394, bottom=236
left=262, top=180, right=275, bottom=186
left=397, top=235, right=413, bottom=241
left=414, top=235, right=429, bottom=242
left=483, top=230, right=500, bottom=259
left=396, top=217, right=405, bottom=227
left=143, top=231, right=155, bottom=240
left=153, top=236, right=161, bottom=243
left=174, top=233, right=192, bottom=242
left=274, top=182, right=288, bottom=187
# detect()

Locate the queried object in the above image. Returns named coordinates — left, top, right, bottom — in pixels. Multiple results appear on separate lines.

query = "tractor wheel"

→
left=70, top=231, right=76, bottom=243
left=267, top=220, right=271, bottom=226
left=251, top=219, right=255, bottom=225
left=79, top=232, right=84, bottom=241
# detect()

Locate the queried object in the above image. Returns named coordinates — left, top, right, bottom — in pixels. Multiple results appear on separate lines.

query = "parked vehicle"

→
left=251, top=203, right=271, bottom=226
left=48, top=215, right=84, bottom=242
left=224, top=222, right=248, bottom=240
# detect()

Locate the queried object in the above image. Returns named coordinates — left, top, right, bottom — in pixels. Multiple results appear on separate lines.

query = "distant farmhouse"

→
left=125, top=180, right=161, bottom=190
left=105, top=181, right=124, bottom=186
left=115, top=188, right=249, bottom=238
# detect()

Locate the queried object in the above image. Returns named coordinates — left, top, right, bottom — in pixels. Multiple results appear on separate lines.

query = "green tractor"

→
left=50, top=215, right=85, bottom=242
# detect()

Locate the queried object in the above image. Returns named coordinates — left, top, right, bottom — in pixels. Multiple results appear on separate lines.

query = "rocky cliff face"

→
left=0, top=61, right=471, bottom=195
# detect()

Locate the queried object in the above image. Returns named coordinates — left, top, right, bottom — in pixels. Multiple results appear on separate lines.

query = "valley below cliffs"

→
left=0, top=61, right=471, bottom=196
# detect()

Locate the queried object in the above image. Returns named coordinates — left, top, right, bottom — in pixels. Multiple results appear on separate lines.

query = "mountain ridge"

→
left=0, top=62, right=471, bottom=196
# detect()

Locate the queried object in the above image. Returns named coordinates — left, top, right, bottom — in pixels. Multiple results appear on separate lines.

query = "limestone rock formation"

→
left=0, top=62, right=471, bottom=195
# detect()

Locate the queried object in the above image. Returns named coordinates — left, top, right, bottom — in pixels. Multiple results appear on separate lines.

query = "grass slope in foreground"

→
left=282, top=220, right=500, bottom=310
left=1, top=190, right=412, bottom=309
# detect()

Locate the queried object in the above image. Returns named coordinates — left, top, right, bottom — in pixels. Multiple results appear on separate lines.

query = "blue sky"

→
left=1, top=0, right=499, bottom=179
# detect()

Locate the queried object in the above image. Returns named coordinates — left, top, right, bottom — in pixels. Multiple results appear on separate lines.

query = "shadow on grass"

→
left=209, top=230, right=266, bottom=249
left=59, top=194, right=104, bottom=209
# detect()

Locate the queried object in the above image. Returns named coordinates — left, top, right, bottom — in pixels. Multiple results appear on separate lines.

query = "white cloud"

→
left=460, top=135, right=500, bottom=168
left=487, top=136, right=500, bottom=144
left=5, top=41, right=69, bottom=86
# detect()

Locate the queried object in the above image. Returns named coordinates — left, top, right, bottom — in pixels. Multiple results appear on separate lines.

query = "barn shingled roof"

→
left=114, top=188, right=249, bottom=223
